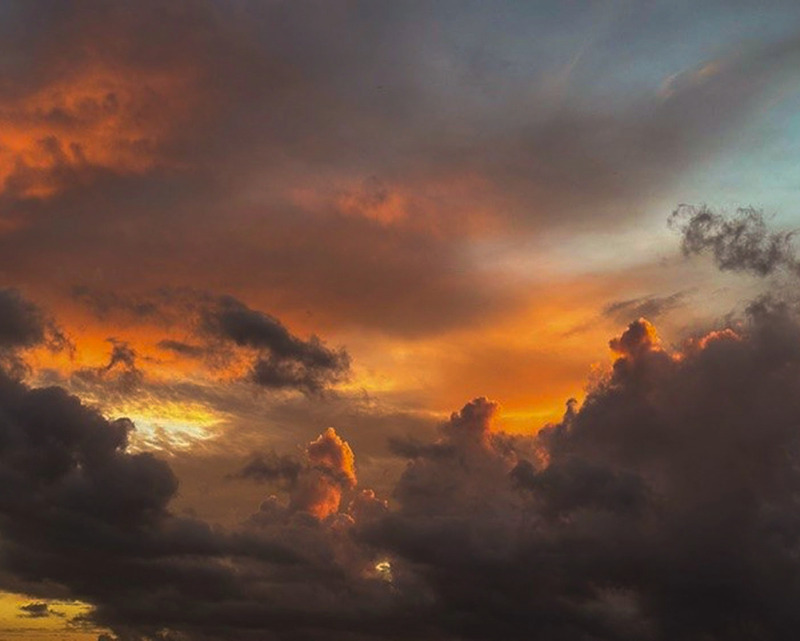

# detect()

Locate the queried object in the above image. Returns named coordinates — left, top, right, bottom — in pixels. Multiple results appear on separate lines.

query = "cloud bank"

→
left=1, top=287, right=800, bottom=640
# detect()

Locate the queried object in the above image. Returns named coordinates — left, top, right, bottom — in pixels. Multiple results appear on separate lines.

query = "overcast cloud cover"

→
left=1, top=2, right=800, bottom=640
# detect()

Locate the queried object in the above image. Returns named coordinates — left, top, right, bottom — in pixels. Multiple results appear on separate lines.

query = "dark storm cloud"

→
left=671, top=204, right=800, bottom=277
left=358, top=311, right=800, bottom=641
left=0, top=287, right=68, bottom=352
left=7, top=286, right=800, bottom=640
left=0, top=287, right=70, bottom=376
left=0, top=357, right=394, bottom=641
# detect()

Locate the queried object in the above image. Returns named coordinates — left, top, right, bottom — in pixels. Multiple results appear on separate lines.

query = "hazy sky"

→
left=1, top=2, right=800, bottom=640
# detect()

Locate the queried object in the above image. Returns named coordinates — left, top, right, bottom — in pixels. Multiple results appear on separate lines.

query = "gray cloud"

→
left=4, top=289, right=800, bottom=640
left=671, top=204, right=800, bottom=277
left=1, top=3, right=798, bottom=337
left=18, top=601, right=63, bottom=619
left=0, top=287, right=70, bottom=375
left=155, top=339, right=206, bottom=359
left=360, top=311, right=800, bottom=641
left=0, top=288, right=50, bottom=349
left=202, top=296, right=350, bottom=394
left=69, top=289, right=351, bottom=395
left=230, top=452, right=302, bottom=487
left=602, top=291, right=687, bottom=324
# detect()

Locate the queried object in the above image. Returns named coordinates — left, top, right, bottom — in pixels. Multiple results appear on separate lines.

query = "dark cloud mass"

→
left=3, top=285, right=800, bottom=639
left=0, top=288, right=49, bottom=348
left=0, top=287, right=67, bottom=352
left=2, top=2, right=800, bottom=640
left=0, top=287, right=69, bottom=375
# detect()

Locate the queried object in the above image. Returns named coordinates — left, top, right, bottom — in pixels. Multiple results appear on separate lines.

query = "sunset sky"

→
left=2, top=2, right=800, bottom=640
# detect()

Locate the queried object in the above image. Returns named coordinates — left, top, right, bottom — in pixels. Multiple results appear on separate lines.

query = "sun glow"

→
left=0, top=591, right=100, bottom=640
left=114, top=402, right=223, bottom=453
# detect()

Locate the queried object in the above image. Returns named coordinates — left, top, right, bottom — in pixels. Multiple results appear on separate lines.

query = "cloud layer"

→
left=1, top=288, right=800, bottom=640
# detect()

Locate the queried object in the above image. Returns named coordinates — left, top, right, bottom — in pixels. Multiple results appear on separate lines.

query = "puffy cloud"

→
left=358, top=306, right=800, bottom=641
left=202, top=296, right=350, bottom=394
left=670, top=204, right=800, bottom=277
left=608, top=317, right=662, bottom=358
left=287, top=427, right=357, bottom=520
left=4, top=300, right=800, bottom=640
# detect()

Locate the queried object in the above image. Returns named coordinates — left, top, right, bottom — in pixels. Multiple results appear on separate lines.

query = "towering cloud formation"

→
left=288, top=428, right=357, bottom=519
left=5, top=295, right=800, bottom=641
left=364, top=310, right=800, bottom=641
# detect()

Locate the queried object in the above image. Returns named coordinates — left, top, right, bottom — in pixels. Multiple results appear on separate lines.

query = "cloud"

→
left=602, top=291, right=687, bottom=324
left=359, top=308, right=800, bottom=640
left=0, top=287, right=70, bottom=374
left=0, top=288, right=50, bottom=349
left=72, top=338, right=144, bottom=393
left=230, top=452, right=303, bottom=486
left=239, top=428, right=358, bottom=521
left=0, top=287, right=69, bottom=351
left=18, top=601, right=64, bottom=618
left=4, top=298, right=800, bottom=639
left=202, top=296, right=350, bottom=394
left=72, top=286, right=164, bottom=321
left=2, top=4, right=799, bottom=339
left=155, top=339, right=206, bottom=359
left=69, top=288, right=351, bottom=395
left=670, top=204, right=800, bottom=277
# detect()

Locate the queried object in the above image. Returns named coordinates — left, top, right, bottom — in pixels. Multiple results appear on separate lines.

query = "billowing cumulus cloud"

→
left=361, top=310, right=800, bottom=641
left=289, top=427, right=357, bottom=520
left=2, top=3, right=800, bottom=640
left=236, top=428, right=358, bottom=521
left=2, top=285, right=800, bottom=640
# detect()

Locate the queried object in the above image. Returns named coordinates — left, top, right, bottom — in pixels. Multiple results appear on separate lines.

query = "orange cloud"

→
left=290, top=428, right=357, bottom=519
left=0, top=63, right=198, bottom=200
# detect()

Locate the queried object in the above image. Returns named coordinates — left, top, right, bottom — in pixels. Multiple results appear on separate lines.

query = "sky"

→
left=1, top=1, right=800, bottom=640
